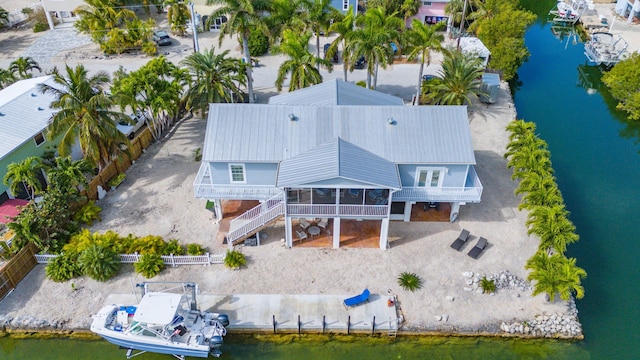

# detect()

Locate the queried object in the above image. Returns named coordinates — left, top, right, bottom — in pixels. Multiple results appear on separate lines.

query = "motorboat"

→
left=91, top=283, right=229, bottom=359
left=549, top=0, right=587, bottom=24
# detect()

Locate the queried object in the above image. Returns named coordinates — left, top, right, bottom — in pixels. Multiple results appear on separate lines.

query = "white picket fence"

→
left=35, top=253, right=225, bottom=266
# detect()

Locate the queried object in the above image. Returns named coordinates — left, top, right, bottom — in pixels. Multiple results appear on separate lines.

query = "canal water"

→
left=2, top=1, right=639, bottom=358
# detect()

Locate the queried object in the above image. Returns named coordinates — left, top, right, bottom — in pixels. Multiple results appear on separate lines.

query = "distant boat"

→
left=549, top=0, right=587, bottom=24
left=91, top=283, right=229, bottom=359
left=584, top=32, right=629, bottom=67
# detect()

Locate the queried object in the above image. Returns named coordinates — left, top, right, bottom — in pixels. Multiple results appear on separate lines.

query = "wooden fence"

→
left=86, top=128, right=154, bottom=200
left=0, top=242, right=39, bottom=301
left=35, top=252, right=225, bottom=266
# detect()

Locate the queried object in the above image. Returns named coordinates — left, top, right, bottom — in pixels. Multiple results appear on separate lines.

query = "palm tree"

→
left=9, top=57, right=41, bottom=79
left=181, top=48, right=245, bottom=115
left=267, top=0, right=307, bottom=40
left=40, top=64, right=130, bottom=170
left=274, top=29, right=332, bottom=92
left=3, top=156, right=46, bottom=199
left=505, top=119, right=536, bottom=144
left=328, top=7, right=355, bottom=81
left=526, top=205, right=579, bottom=254
left=0, top=68, right=16, bottom=89
left=515, top=172, right=563, bottom=210
left=424, top=49, right=486, bottom=105
left=347, top=7, right=403, bottom=89
left=400, top=0, right=421, bottom=24
left=303, top=0, right=338, bottom=68
left=467, top=0, right=502, bottom=34
left=207, top=0, right=270, bottom=104
left=166, top=0, right=190, bottom=36
left=526, top=252, right=586, bottom=302
left=506, top=146, right=553, bottom=181
left=75, top=0, right=136, bottom=44
left=47, top=156, right=91, bottom=192
left=403, top=19, right=445, bottom=105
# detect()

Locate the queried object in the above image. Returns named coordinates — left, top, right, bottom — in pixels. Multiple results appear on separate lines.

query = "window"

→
left=416, top=167, right=445, bottom=188
left=422, top=1, right=432, bottom=6
left=229, top=164, right=246, bottom=183
left=33, top=132, right=45, bottom=147
left=343, top=0, right=349, bottom=11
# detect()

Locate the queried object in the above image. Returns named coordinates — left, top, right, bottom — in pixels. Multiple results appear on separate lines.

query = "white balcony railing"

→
left=286, top=204, right=389, bottom=218
left=195, top=183, right=283, bottom=200
left=392, top=167, right=483, bottom=202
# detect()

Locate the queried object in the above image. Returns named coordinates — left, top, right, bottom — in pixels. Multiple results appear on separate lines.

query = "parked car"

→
left=354, top=56, right=366, bottom=69
left=152, top=30, right=172, bottom=46
left=323, top=44, right=338, bottom=63
left=116, top=111, right=147, bottom=139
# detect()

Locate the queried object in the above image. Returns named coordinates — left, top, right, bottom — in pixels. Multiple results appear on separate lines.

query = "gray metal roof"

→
left=276, top=137, right=401, bottom=189
left=268, top=79, right=404, bottom=106
left=203, top=104, right=476, bottom=165
left=0, top=76, right=56, bottom=162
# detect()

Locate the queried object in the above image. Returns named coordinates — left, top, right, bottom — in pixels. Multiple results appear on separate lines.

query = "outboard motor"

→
left=216, top=314, right=230, bottom=327
left=209, top=335, right=224, bottom=350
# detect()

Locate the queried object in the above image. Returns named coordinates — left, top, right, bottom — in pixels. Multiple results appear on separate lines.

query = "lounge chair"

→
left=467, top=237, right=488, bottom=259
left=296, top=230, right=307, bottom=242
left=343, top=288, right=370, bottom=309
left=450, top=229, right=470, bottom=251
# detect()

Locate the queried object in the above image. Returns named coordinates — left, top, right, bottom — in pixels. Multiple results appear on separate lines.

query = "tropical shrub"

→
left=78, top=244, right=121, bottom=282
left=187, top=243, right=205, bottom=255
left=129, top=235, right=166, bottom=254
left=134, top=253, right=165, bottom=278
left=194, top=147, right=202, bottom=161
left=248, top=29, right=269, bottom=56
left=224, top=249, right=246, bottom=269
left=107, top=173, right=126, bottom=188
left=33, top=22, right=48, bottom=33
left=526, top=252, right=586, bottom=302
left=602, top=52, right=640, bottom=120
left=46, top=253, right=82, bottom=282
left=0, top=241, right=16, bottom=260
left=397, top=272, right=423, bottom=292
left=163, top=239, right=185, bottom=255
left=480, top=277, right=496, bottom=294
left=73, top=200, right=102, bottom=226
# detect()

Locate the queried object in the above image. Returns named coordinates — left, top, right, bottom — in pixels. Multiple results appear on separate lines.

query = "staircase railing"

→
left=226, top=193, right=285, bottom=245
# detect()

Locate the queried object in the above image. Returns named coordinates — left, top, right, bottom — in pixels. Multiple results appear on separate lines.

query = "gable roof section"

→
left=0, top=76, right=56, bottom=161
left=276, top=137, right=401, bottom=189
left=204, top=104, right=475, bottom=164
left=268, top=79, right=404, bottom=106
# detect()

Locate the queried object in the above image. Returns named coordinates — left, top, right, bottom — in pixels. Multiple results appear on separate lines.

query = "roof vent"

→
left=31, top=93, right=37, bottom=97
left=37, top=107, right=44, bottom=111
left=0, top=112, right=4, bottom=116
left=387, top=117, right=396, bottom=125
left=288, top=113, right=297, bottom=121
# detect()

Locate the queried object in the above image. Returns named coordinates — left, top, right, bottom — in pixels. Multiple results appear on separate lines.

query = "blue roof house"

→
left=194, top=80, right=482, bottom=249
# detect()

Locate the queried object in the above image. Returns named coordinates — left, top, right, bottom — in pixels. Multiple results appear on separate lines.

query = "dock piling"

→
left=347, top=316, right=350, bottom=335
left=272, top=315, right=276, bottom=334
left=322, top=315, right=326, bottom=334
left=298, top=315, right=301, bottom=335
left=372, top=316, right=375, bottom=335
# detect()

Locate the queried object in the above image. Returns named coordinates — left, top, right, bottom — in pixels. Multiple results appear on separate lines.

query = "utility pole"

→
left=457, top=0, right=469, bottom=50
left=189, top=2, right=200, bottom=53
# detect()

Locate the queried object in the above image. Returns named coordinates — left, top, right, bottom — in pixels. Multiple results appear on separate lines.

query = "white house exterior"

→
left=194, top=80, right=482, bottom=250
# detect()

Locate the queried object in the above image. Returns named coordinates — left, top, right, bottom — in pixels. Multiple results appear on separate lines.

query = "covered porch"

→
left=292, top=218, right=381, bottom=248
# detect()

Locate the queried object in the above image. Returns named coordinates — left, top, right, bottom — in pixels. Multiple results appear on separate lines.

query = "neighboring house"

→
left=407, top=0, right=451, bottom=28
left=41, top=0, right=83, bottom=30
left=0, top=76, right=56, bottom=203
left=194, top=80, right=482, bottom=249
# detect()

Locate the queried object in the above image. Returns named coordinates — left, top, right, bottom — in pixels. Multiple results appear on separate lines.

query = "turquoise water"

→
left=2, top=2, right=640, bottom=358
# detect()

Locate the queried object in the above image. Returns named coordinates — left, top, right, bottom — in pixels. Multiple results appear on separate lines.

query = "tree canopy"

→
left=602, top=52, right=640, bottom=121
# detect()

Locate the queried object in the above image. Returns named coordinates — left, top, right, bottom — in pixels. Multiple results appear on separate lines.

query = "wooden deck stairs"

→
left=226, top=194, right=284, bottom=247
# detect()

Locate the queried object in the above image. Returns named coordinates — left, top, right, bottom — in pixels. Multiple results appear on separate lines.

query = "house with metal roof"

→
left=194, top=83, right=482, bottom=249
left=0, top=76, right=58, bottom=203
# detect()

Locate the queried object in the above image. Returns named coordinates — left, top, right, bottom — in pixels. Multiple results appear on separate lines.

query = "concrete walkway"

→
left=104, top=292, right=399, bottom=335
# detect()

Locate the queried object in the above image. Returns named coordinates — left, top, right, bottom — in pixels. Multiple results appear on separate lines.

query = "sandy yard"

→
left=5, top=2, right=638, bottom=336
